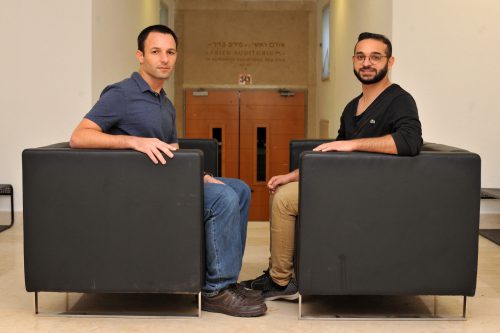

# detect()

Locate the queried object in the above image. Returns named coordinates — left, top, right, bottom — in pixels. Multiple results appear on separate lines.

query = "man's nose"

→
left=160, top=52, right=169, bottom=63
left=362, top=57, right=372, bottom=66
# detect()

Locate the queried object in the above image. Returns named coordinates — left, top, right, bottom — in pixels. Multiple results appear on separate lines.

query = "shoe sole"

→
left=202, top=303, right=267, bottom=317
left=264, top=292, right=299, bottom=301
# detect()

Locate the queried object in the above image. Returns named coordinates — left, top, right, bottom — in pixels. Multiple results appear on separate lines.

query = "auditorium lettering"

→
left=205, top=41, right=286, bottom=67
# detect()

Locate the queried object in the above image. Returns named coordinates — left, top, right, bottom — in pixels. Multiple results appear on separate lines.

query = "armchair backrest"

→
left=38, top=138, right=219, bottom=177
left=22, top=145, right=204, bottom=293
left=295, top=141, right=481, bottom=297
left=289, top=139, right=333, bottom=171
left=179, top=138, right=219, bottom=176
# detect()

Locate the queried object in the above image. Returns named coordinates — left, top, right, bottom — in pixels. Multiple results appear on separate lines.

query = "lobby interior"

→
left=1, top=0, right=500, bottom=332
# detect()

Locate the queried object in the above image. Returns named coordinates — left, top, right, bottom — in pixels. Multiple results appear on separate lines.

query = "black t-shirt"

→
left=337, top=84, right=422, bottom=156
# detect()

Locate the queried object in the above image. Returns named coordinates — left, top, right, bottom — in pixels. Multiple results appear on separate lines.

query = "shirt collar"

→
left=131, top=72, right=166, bottom=96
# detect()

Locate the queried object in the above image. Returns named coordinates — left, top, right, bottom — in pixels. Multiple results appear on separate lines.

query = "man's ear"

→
left=136, top=50, right=144, bottom=64
left=388, top=56, right=395, bottom=69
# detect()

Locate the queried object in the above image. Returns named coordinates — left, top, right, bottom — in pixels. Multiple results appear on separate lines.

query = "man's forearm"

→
left=70, top=128, right=134, bottom=149
left=350, top=134, right=397, bottom=154
left=313, top=134, right=398, bottom=154
left=289, top=168, right=300, bottom=182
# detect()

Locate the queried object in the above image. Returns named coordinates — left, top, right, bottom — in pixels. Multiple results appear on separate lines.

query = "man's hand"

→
left=129, top=137, right=177, bottom=165
left=267, top=169, right=299, bottom=193
left=204, top=174, right=225, bottom=184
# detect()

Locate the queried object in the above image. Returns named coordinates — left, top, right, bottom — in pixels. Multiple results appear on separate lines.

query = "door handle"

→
left=278, top=89, right=295, bottom=97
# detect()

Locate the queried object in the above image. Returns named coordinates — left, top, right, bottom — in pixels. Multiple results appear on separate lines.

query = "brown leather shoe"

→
left=202, top=284, right=267, bottom=317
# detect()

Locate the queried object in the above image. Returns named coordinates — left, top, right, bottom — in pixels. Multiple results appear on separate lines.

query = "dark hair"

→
left=356, top=32, right=392, bottom=58
left=137, top=25, right=178, bottom=52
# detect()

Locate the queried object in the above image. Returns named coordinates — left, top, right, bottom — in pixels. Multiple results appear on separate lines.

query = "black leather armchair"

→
left=291, top=140, right=481, bottom=318
left=22, top=139, right=216, bottom=316
left=179, top=138, right=219, bottom=177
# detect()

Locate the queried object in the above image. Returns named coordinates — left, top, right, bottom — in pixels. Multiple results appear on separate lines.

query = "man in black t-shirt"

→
left=242, top=32, right=422, bottom=301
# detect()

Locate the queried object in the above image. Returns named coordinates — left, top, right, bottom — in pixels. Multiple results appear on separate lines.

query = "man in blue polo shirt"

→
left=70, top=25, right=266, bottom=317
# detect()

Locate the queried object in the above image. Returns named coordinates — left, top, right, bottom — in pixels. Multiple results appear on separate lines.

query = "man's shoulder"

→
left=381, top=84, right=419, bottom=118
left=370, top=84, right=416, bottom=109
left=389, top=85, right=418, bottom=110
left=386, top=84, right=414, bottom=99
left=100, top=73, right=139, bottom=97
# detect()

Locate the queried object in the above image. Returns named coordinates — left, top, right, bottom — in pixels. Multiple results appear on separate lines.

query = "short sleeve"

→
left=84, top=85, right=127, bottom=132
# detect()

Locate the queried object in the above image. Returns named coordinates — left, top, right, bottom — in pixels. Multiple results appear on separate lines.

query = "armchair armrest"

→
left=289, top=139, right=334, bottom=171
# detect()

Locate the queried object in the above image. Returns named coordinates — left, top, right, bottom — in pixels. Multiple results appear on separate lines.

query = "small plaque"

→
left=192, top=90, right=208, bottom=97
left=238, top=74, right=252, bottom=85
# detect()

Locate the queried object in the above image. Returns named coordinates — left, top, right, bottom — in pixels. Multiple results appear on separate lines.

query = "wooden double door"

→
left=185, top=89, right=305, bottom=221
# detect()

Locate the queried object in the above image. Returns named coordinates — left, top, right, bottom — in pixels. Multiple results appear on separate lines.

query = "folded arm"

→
left=313, top=134, right=397, bottom=154
left=70, top=118, right=177, bottom=164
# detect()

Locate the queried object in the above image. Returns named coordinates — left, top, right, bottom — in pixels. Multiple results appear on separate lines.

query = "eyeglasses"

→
left=353, top=54, right=388, bottom=64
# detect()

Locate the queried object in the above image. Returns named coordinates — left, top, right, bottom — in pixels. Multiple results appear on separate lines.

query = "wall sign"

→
left=238, top=74, right=252, bottom=85
left=183, top=10, right=309, bottom=85
left=206, top=41, right=286, bottom=67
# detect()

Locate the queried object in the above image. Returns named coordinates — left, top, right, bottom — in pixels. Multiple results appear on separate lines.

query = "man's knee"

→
left=205, top=183, right=239, bottom=215
left=226, top=178, right=251, bottom=203
left=272, top=183, right=298, bottom=213
left=216, top=186, right=240, bottom=213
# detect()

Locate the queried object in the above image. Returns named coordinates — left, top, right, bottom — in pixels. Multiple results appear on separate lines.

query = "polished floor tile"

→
left=1, top=214, right=500, bottom=332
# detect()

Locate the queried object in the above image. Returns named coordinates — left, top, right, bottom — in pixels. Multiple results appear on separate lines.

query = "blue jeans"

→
left=203, top=177, right=251, bottom=295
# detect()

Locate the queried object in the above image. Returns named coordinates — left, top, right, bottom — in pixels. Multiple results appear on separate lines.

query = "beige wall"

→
left=392, top=0, right=500, bottom=187
left=92, top=0, right=161, bottom=102
left=316, top=0, right=392, bottom=138
left=160, top=0, right=177, bottom=99
left=0, top=0, right=92, bottom=212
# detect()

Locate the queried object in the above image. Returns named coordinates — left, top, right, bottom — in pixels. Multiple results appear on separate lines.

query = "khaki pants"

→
left=269, top=181, right=299, bottom=286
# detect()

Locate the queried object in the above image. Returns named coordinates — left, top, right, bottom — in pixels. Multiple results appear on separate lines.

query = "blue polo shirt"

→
left=85, top=72, right=178, bottom=144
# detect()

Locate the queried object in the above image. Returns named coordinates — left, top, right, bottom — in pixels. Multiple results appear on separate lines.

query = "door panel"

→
left=185, top=89, right=305, bottom=221
left=240, top=91, right=305, bottom=221
left=185, top=90, right=239, bottom=178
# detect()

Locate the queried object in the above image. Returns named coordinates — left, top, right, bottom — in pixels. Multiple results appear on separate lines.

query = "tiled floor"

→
left=1, top=212, right=500, bottom=333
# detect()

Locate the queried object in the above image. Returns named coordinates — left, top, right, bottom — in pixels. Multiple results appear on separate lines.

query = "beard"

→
left=353, top=62, right=389, bottom=84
